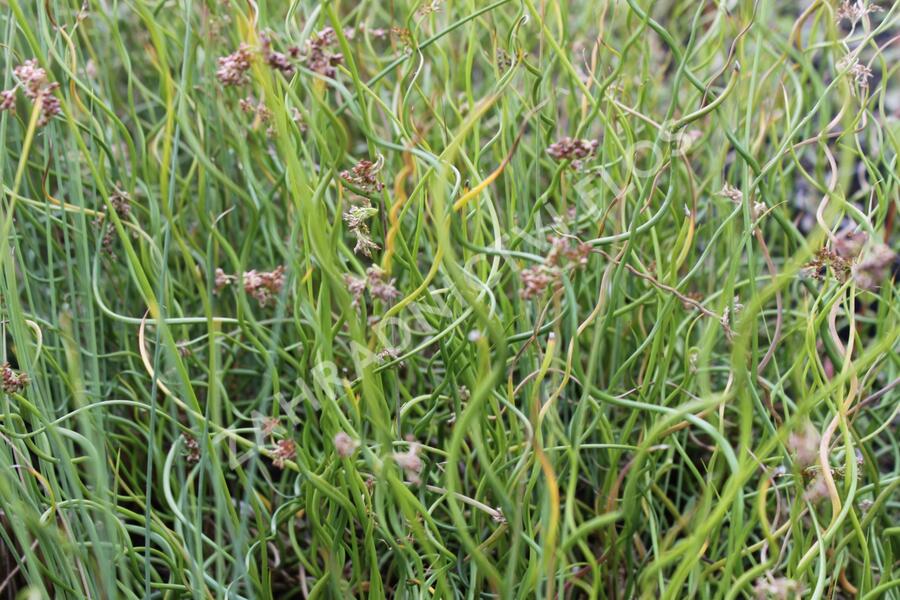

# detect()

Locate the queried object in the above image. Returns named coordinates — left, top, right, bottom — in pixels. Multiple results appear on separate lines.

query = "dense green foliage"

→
left=0, top=0, right=897, bottom=597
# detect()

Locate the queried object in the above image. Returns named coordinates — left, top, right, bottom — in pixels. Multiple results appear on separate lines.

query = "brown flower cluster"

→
left=214, top=267, right=236, bottom=293
left=260, top=31, right=298, bottom=77
left=109, top=187, right=131, bottom=219
left=787, top=421, right=821, bottom=470
left=837, top=55, right=873, bottom=92
left=417, top=0, right=443, bottom=16
left=216, top=43, right=254, bottom=86
left=367, top=266, right=400, bottom=302
left=343, top=200, right=380, bottom=257
left=0, top=59, right=62, bottom=126
left=752, top=576, right=804, bottom=600
left=340, top=157, right=385, bottom=193
left=546, top=137, right=598, bottom=162
left=546, top=234, right=591, bottom=268
left=333, top=432, right=360, bottom=458
left=217, top=26, right=356, bottom=88
left=242, top=266, right=286, bottom=307
left=852, top=244, right=895, bottom=290
left=520, top=235, right=592, bottom=299
left=806, top=248, right=851, bottom=282
left=345, top=266, right=400, bottom=306
left=96, top=186, right=133, bottom=254
left=239, top=96, right=272, bottom=122
left=805, top=230, right=895, bottom=290
left=182, top=434, right=201, bottom=465
left=718, top=183, right=743, bottom=204
left=835, top=0, right=882, bottom=25
left=1, top=363, right=28, bottom=394
left=303, top=27, right=345, bottom=77
left=272, top=438, right=296, bottom=469
left=391, top=27, right=414, bottom=48
left=393, top=439, right=423, bottom=484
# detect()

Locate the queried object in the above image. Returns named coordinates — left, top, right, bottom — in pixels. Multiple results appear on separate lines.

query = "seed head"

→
left=393, top=441, right=423, bottom=484
left=272, top=438, right=296, bottom=469
left=303, top=27, right=344, bottom=77
left=260, top=31, right=296, bottom=77
left=334, top=432, right=360, bottom=458
left=520, top=265, right=555, bottom=299
left=365, top=266, right=399, bottom=303
left=1, top=363, right=29, bottom=394
left=837, top=55, right=872, bottom=91
left=216, top=44, right=253, bottom=86
left=803, top=474, right=830, bottom=504
left=243, top=265, right=286, bottom=306
left=718, top=183, right=743, bottom=204
left=9, top=59, right=61, bottom=126
left=835, top=1, right=882, bottom=25
left=752, top=576, right=804, bottom=600
left=214, top=268, right=236, bottom=293
left=787, top=421, right=821, bottom=469
left=546, top=137, right=598, bottom=161
left=182, top=434, right=201, bottom=464
left=340, top=157, right=385, bottom=193
left=852, top=243, right=895, bottom=290
left=0, top=90, right=16, bottom=113
left=832, top=228, right=867, bottom=260
left=344, top=273, right=367, bottom=306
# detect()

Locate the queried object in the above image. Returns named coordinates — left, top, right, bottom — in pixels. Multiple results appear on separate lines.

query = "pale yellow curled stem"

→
left=538, top=261, right=615, bottom=425
left=797, top=298, right=859, bottom=572
left=137, top=314, right=300, bottom=473
left=814, top=144, right=840, bottom=245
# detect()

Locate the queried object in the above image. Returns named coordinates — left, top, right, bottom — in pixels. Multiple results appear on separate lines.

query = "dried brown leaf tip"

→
left=1, top=363, right=29, bottom=394
left=546, top=137, right=598, bottom=162
left=243, top=265, right=286, bottom=306
left=1, top=59, right=62, bottom=126
left=216, top=43, right=253, bottom=86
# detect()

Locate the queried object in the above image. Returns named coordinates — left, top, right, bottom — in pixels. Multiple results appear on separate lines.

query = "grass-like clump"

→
left=0, top=0, right=897, bottom=597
